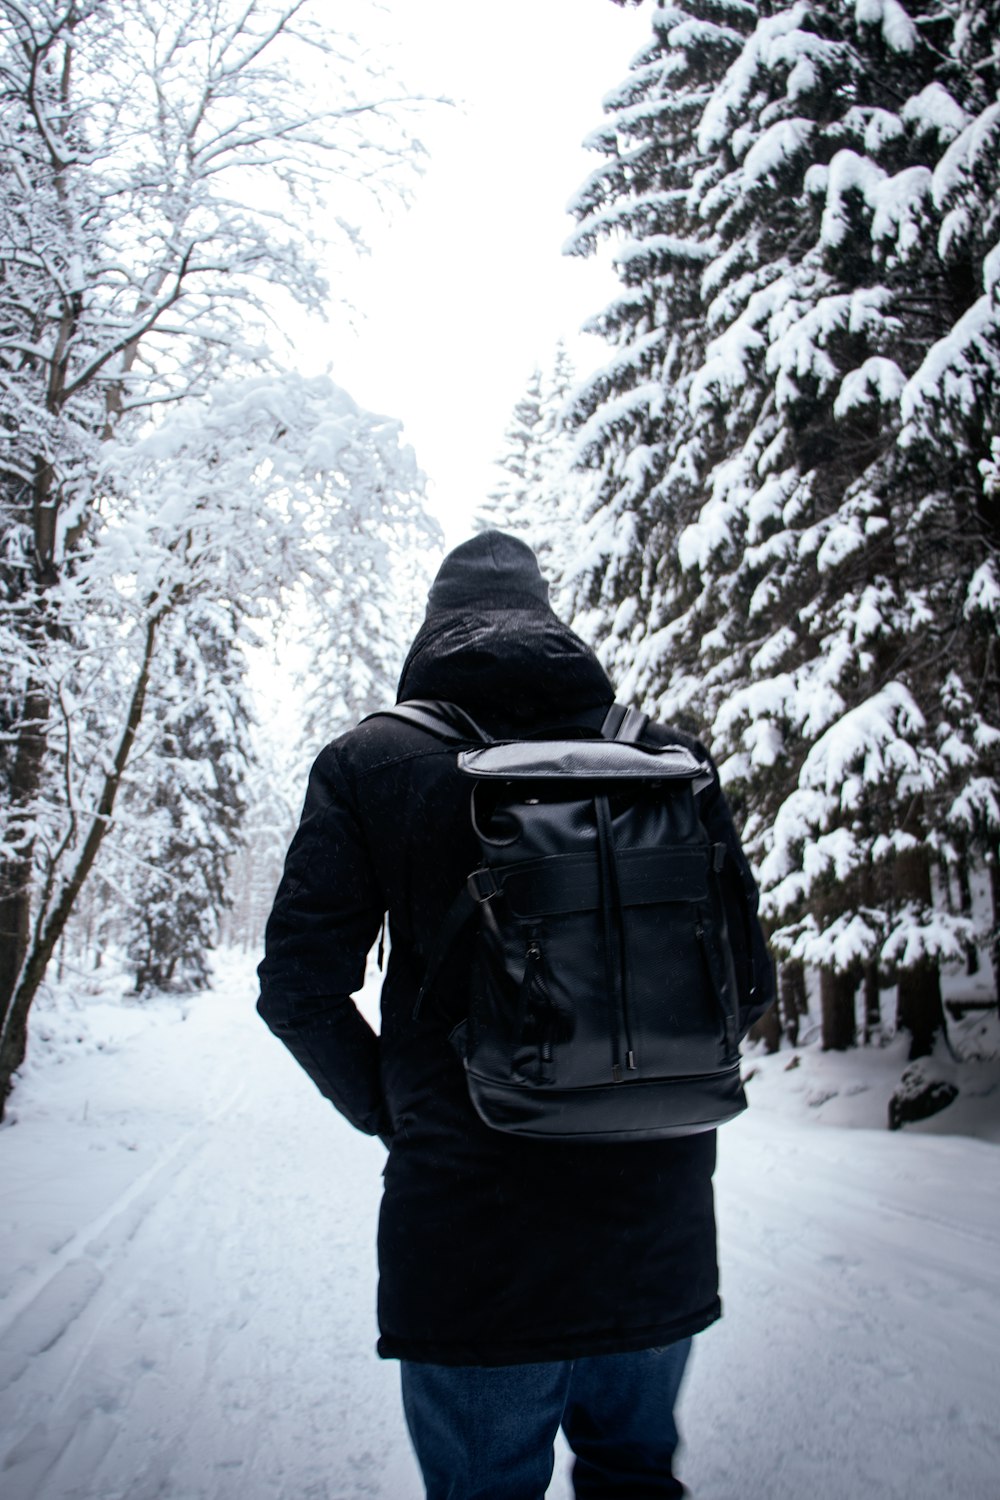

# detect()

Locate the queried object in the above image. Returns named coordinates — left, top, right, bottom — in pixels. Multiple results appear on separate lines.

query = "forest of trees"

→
left=0, top=0, right=439, bottom=1113
left=543, top=0, right=1000, bottom=1059
left=4, top=0, right=998, bottom=1116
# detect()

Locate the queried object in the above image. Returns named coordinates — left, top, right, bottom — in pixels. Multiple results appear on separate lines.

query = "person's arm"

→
left=257, top=742, right=390, bottom=1138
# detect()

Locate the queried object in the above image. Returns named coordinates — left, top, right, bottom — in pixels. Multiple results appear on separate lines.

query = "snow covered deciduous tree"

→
left=568, top=0, right=1000, bottom=1058
left=0, top=0, right=436, bottom=1110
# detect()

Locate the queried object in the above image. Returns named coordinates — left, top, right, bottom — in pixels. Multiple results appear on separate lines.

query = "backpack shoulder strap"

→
left=601, top=701, right=650, bottom=744
left=365, top=698, right=493, bottom=745
left=361, top=699, right=492, bottom=1021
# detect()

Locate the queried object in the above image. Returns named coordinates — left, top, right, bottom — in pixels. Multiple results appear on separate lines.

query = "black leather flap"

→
left=458, top=740, right=710, bottom=786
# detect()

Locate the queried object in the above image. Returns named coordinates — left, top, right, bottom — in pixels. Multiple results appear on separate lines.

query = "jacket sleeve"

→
left=257, top=742, right=390, bottom=1138
left=694, top=745, right=776, bottom=1038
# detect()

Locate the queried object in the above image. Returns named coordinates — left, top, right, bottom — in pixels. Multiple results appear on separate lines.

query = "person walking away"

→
left=258, top=530, right=775, bottom=1499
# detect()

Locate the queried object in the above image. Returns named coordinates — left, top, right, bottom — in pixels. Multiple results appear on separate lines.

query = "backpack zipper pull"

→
left=517, top=940, right=543, bottom=1030
left=524, top=941, right=556, bottom=1080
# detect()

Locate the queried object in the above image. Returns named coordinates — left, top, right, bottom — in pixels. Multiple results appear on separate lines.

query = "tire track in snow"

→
left=0, top=1081, right=248, bottom=1498
left=0, top=1081, right=246, bottom=1377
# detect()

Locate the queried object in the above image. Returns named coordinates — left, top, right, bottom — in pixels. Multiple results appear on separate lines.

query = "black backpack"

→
left=377, top=698, right=748, bottom=1142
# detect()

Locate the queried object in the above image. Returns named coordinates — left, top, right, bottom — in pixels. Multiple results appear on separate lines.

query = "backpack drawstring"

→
left=595, top=793, right=636, bottom=1081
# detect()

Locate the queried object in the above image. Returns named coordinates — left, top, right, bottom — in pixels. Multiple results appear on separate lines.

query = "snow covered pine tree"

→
left=120, top=608, right=251, bottom=996
left=568, top=0, right=1000, bottom=1058
left=478, top=342, right=580, bottom=590
left=565, top=0, right=754, bottom=713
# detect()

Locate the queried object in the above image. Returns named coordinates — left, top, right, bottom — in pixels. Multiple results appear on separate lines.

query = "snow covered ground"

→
left=2, top=952, right=998, bottom=1500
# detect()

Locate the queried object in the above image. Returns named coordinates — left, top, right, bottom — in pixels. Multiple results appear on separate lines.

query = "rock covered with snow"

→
left=887, top=1061, right=960, bottom=1131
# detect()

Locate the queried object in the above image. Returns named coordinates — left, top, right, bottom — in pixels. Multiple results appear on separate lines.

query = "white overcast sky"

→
left=298, top=0, right=652, bottom=547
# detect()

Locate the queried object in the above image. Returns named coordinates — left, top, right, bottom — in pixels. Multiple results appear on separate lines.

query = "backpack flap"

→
left=458, top=738, right=713, bottom=790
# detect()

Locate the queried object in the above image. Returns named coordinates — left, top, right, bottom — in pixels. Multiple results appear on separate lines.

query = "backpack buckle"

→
left=467, top=868, right=499, bottom=903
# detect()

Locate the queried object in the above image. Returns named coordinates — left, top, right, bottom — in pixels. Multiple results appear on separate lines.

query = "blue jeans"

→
left=400, top=1339, right=692, bottom=1500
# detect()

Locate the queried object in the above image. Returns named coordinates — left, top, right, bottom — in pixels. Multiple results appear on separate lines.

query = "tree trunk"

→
left=820, top=969, right=856, bottom=1050
left=988, top=848, right=1000, bottom=999
left=0, top=610, right=163, bottom=1115
left=893, top=837, right=945, bottom=1060
left=956, top=857, right=979, bottom=976
left=748, top=1001, right=781, bottom=1053
left=862, top=963, right=881, bottom=1044
left=0, top=677, right=52, bottom=1040
left=779, top=960, right=806, bottom=1046
left=896, top=961, right=945, bottom=1060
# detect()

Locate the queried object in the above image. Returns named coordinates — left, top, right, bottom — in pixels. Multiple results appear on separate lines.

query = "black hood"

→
left=397, top=610, right=614, bottom=726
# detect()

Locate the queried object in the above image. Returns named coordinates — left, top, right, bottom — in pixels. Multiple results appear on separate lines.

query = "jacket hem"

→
left=375, top=1299, right=721, bottom=1366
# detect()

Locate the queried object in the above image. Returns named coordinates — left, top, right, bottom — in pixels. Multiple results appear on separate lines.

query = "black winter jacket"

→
left=258, top=608, right=774, bottom=1365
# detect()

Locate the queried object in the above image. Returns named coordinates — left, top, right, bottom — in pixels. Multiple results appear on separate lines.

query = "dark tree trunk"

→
left=0, top=676, right=52, bottom=1040
left=956, top=857, right=979, bottom=976
left=893, top=837, right=945, bottom=1060
left=820, top=969, right=856, bottom=1051
left=896, top=961, right=945, bottom=1060
left=779, top=960, right=806, bottom=1046
left=748, top=1001, right=781, bottom=1053
left=862, top=963, right=882, bottom=1044
left=988, top=849, right=1000, bottom=999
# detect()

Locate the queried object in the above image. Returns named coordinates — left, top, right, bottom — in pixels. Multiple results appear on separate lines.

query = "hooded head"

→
left=423, top=530, right=554, bottom=617
left=396, top=530, right=613, bottom=720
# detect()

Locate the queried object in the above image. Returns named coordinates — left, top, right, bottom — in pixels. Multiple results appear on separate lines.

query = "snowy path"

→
left=1, top=956, right=998, bottom=1500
